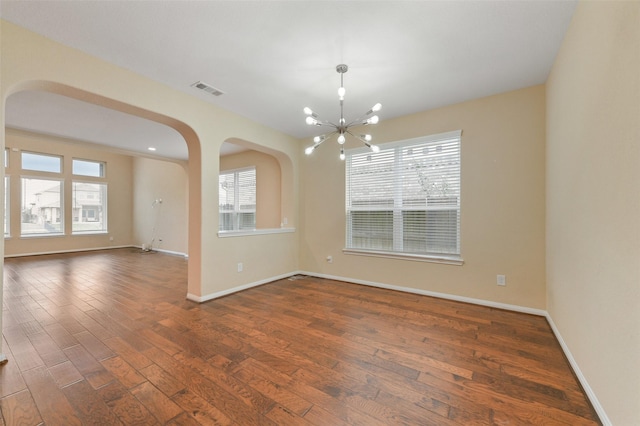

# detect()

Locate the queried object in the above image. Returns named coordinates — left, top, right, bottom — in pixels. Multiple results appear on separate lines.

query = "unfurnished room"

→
left=0, top=1, right=638, bottom=425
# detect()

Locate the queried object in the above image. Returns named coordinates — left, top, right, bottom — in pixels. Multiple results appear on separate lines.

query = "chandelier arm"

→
left=346, top=130, right=379, bottom=152
left=345, top=110, right=374, bottom=128
left=346, top=129, right=369, bottom=145
left=305, top=130, right=338, bottom=154
left=319, top=121, right=340, bottom=129
left=319, top=130, right=339, bottom=143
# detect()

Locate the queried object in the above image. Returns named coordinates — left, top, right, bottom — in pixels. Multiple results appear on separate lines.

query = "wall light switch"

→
left=237, top=262, right=243, bottom=272
left=497, top=274, right=506, bottom=286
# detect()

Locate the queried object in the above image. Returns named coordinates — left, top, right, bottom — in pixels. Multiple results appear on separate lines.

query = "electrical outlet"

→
left=497, top=274, right=506, bottom=286
left=326, top=255, right=333, bottom=263
left=237, top=262, right=243, bottom=272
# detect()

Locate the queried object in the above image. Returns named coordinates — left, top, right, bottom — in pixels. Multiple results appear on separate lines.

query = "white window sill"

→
left=343, top=248, right=464, bottom=265
left=20, top=233, right=65, bottom=239
left=72, top=231, right=109, bottom=236
left=218, top=227, right=295, bottom=238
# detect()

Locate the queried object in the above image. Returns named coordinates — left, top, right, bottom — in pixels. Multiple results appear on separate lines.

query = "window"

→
left=73, top=159, right=105, bottom=177
left=4, top=177, right=9, bottom=237
left=345, top=130, right=461, bottom=260
left=22, top=152, right=62, bottom=173
left=72, top=182, right=107, bottom=233
left=21, top=178, right=63, bottom=236
left=219, top=167, right=256, bottom=231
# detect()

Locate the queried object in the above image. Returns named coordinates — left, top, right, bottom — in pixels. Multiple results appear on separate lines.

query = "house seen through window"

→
left=72, top=159, right=107, bottom=234
left=20, top=152, right=64, bottom=236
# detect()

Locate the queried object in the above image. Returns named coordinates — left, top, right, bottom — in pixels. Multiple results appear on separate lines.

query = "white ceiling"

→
left=1, top=0, right=577, bottom=161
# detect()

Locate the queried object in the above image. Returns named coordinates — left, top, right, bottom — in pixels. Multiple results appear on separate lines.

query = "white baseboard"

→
left=3, top=245, right=133, bottom=258
left=544, top=313, right=611, bottom=425
left=134, top=245, right=188, bottom=258
left=186, top=271, right=297, bottom=303
left=299, top=270, right=547, bottom=316
left=184, top=269, right=607, bottom=424
left=4, top=245, right=188, bottom=259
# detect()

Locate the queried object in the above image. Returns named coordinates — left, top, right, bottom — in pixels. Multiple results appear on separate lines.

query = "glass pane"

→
left=347, top=148, right=395, bottom=208
left=4, top=177, right=9, bottom=236
left=22, top=152, right=62, bottom=173
left=426, top=209, right=459, bottom=254
left=72, top=182, right=107, bottom=233
left=348, top=211, right=393, bottom=250
left=238, top=212, right=255, bottom=230
left=219, top=173, right=236, bottom=211
left=73, top=159, right=105, bottom=177
left=403, top=210, right=427, bottom=253
left=219, top=212, right=234, bottom=231
left=219, top=168, right=256, bottom=231
left=238, top=169, right=256, bottom=211
left=21, top=178, right=63, bottom=235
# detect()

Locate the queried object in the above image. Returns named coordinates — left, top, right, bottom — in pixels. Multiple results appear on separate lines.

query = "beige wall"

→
left=133, top=157, right=188, bottom=255
left=4, top=128, right=134, bottom=256
left=546, top=1, right=640, bottom=424
left=1, top=20, right=300, bottom=301
left=221, top=149, right=282, bottom=229
left=300, top=85, right=547, bottom=309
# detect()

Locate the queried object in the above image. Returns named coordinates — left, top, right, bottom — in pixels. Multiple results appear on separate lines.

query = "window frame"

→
left=344, top=130, right=463, bottom=265
left=20, top=176, right=65, bottom=237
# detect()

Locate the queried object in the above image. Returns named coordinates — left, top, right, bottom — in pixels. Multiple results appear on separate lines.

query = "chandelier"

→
left=304, top=64, right=381, bottom=160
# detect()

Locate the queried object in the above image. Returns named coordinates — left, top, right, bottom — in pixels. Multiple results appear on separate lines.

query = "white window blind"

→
left=346, top=130, right=461, bottom=257
left=219, top=167, right=256, bottom=231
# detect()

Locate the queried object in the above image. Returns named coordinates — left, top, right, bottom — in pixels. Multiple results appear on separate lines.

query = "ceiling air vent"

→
left=191, top=81, right=224, bottom=96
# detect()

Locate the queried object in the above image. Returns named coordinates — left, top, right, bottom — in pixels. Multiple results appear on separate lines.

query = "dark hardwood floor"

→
left=0, top=248, right=600, bottom=425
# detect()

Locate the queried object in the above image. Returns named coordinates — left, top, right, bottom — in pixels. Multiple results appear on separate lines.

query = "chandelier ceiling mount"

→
left=304, top=64, right=381, bottom=160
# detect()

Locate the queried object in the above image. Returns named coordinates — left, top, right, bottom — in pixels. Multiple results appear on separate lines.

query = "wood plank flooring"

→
left=0, top=248, right=600, bottom=425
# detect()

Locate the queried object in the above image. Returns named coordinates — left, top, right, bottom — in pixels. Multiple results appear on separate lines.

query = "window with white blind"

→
left=345, top=130, right=461, bottom=262
left=219, top=167, right=256, bottom=231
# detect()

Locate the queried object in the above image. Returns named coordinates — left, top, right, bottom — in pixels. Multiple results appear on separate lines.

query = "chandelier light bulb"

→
left=303, top=107, right=315, bottom=116
left=372, top=103, right=382, bottom=112
left=338, top=86, right=346, bottom=100
left=305, top=146, right=315, bottom=155
left=340, top=148, right=345, bottom=161
left=371, top=145, right=380, bottom=153
left=306, top=116, right=318, bottom=125
left=337, top=133, right=346, bottom=144
left=366, top=115, right=379, bottom=125
left=361, top=134, right=372, bottom=142
left=313, top=135, right=323, bottom=143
